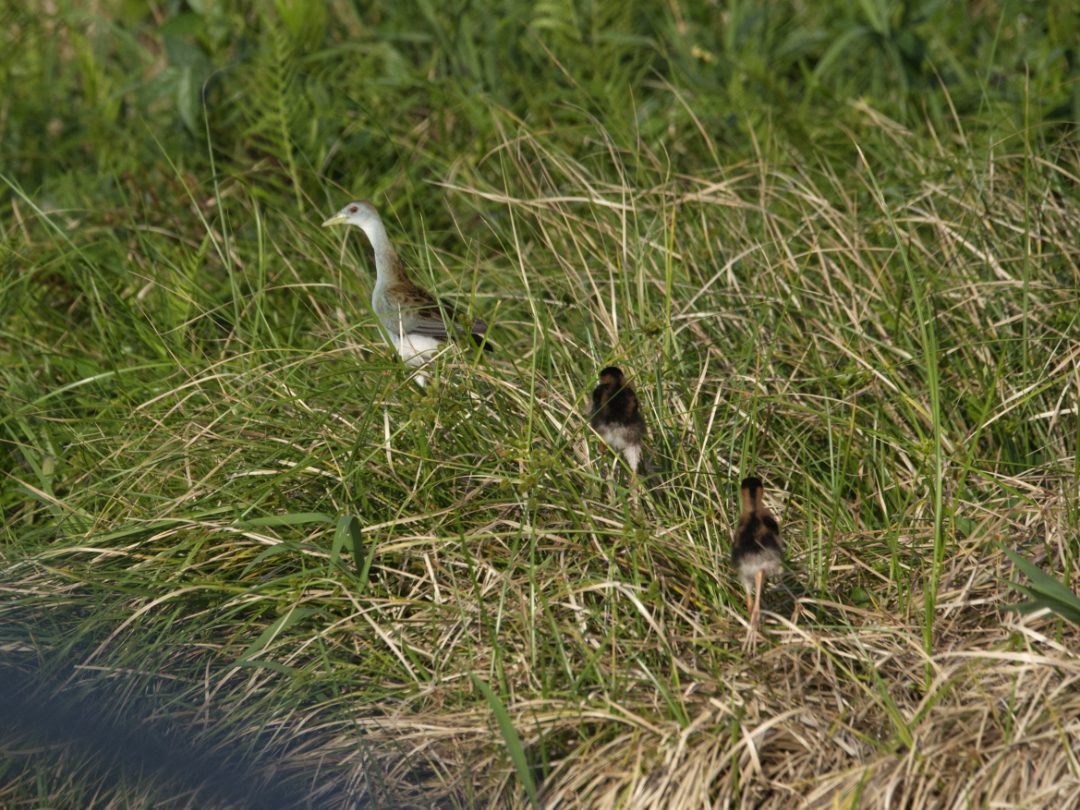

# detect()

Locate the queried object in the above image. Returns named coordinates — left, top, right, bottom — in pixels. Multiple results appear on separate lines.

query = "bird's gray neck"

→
left=362, top=221, right=400, bottom=298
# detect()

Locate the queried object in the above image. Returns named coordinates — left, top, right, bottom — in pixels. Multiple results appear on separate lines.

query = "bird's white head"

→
left=321, top=200, right=382, bottom=236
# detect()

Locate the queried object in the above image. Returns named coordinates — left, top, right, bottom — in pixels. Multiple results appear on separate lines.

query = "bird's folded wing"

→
left=405, top=299, right=490, bottom=349
left=401, top=308, right=451, bottom=340
left=384, top=276, right=490, bottom=348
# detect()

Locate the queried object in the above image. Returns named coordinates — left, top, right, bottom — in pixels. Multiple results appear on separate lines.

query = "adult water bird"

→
left=322, top=201, right=490, bottom=386
left=732, top=476, right=783, bottom=652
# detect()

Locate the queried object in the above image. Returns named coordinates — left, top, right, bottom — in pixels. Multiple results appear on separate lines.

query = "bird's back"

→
left=732, top=478, right=783, bottom=589
left=591, top=382, right=644, bottom=430
left=732, top=512, right=782, bottom=559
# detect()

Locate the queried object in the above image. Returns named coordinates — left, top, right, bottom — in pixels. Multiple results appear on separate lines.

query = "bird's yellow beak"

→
left=321, top=213, right=348, bottom=227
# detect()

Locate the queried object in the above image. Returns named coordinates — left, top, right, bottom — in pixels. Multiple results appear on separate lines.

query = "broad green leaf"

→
left=1004, top=548, right=1080, bottom=625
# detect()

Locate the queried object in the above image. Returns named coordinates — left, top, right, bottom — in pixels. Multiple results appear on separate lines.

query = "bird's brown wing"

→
left=388, top=280, right=490, bottom=349
left=387, top=280, right=448, bottom=339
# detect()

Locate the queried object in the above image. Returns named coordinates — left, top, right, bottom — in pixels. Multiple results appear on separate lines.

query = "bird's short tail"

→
left=469, top=318, right=494, bottom=352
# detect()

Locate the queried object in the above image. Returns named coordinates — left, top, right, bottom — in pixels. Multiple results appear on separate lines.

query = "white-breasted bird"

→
left=731, top=476, right=783, bottom=652
left=589, top=366, right=645, bottom=477
left=322, top=200, right=489, bottom=385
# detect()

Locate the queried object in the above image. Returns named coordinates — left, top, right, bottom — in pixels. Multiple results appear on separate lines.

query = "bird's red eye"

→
left=348, top=205, right=358, bottom=213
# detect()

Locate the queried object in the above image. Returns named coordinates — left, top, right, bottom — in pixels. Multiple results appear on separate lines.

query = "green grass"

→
left=2, top=1, right=1079, bottom=807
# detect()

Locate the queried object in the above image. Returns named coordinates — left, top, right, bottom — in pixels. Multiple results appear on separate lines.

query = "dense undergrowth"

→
left=2, top=1, right=1078, bottom=807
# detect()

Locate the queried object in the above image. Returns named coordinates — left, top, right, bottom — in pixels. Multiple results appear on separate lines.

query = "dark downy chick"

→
left=732, top=476, right=783, bottom=650
left=590, top=367, right=645, bottom=477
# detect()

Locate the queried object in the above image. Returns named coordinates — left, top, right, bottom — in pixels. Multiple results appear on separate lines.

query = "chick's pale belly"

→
left=597, top=424, right=640, bottom=451
left=736, top=550, right=783, bottom=591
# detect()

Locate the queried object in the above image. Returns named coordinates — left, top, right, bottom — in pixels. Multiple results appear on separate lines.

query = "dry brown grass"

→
left=181, top=504, right=1075, bottom=809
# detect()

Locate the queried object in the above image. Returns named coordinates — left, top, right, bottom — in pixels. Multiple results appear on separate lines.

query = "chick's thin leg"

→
left=752, top=569, right=765, bottom=629
left=743, top=607, right=758, bottom=654
left=741, top=585, right=757, bottom=653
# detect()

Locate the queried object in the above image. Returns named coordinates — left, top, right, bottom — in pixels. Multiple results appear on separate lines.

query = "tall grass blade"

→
left=470, top=673, right=539, bottom=808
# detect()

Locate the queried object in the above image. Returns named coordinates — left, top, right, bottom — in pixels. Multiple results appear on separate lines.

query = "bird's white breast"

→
left=597, top=424, right=638, bottom=452
left=386, top=330, right=443, bottom=367
left=736, top=550, right=783, bottom=591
